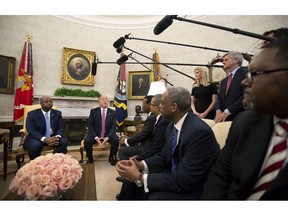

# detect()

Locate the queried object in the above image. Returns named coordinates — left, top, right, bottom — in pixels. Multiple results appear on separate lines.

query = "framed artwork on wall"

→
left=61, top=47, right=95, bottom=86
left=128, top=70, right=152, bottom=99
left=0, top=55, right=16, bottom=94
left=208, top=53, right=227, bottom=84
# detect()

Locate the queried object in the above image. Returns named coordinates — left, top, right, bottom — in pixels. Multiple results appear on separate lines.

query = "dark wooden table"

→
left=0, top=121, right=14, bottom=151
left=3, top=163, right=97, bottom=200
left=0, top=128, right=9, bottom=181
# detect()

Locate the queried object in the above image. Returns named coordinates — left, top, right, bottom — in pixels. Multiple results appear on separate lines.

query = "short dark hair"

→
left=262, top=38, right=288, bottom=64
left=144, top=95, right=153, bottom=104
left=263, top=28, right=288, bottom=39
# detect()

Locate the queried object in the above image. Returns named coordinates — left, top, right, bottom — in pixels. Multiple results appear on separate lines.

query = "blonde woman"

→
left=191, top=67, right=218, bottom=119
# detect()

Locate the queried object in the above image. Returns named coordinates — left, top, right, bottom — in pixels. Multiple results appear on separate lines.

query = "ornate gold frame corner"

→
left=61, top=47, right=95, bottom=86
left=128, top=70, right=152, bottom=100
left=208, top=53, right=227, bottom=84
left=0, top=55, right=16, bottom=94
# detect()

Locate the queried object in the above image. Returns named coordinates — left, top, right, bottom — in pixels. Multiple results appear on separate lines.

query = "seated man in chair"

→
left=23, top=96, right=68, bottom=160
left=84, top=95, right=119, bottom=165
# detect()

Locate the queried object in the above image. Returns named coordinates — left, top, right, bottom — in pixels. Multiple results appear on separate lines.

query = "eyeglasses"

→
left=150, top=103, right=158, bottom=106
left=247, top=67, right=288, bottom=82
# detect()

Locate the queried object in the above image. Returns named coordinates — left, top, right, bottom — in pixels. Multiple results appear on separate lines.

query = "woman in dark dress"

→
left=191, top=67, right=218, bottom=119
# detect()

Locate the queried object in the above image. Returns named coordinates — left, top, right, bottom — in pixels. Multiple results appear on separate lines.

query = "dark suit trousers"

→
left=118, top=145, right=146, bottom=160
left=84, top=134, right=119, bottom=159
left=26, top=137, right=68, bottom=160
left=118, top=180, right=148, bottom=200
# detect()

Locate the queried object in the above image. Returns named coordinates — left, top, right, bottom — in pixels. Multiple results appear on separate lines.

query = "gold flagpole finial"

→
left=154, top=48, right=158, bottom=53
left=26, top=35, right=32, bottom=41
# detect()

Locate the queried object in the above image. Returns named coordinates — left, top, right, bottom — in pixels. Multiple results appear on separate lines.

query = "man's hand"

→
left=214, top=111, right=228, bottom=123
left=118, top=135, right=128, bottom=145
left=45, top=136, right=59, bottom=147
left=116, top=159, right=140, bottom=182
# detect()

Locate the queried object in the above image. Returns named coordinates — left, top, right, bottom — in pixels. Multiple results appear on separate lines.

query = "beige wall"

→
left=0, top=15, right=288, bottom=123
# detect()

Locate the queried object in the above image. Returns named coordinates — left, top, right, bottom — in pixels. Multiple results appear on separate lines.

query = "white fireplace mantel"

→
left=33, top=95, right=113, bottom=119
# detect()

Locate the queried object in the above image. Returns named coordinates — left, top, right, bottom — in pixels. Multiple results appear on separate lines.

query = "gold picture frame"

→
left=61, top=47, right=95, bottom=86
left=208, top=53, right=227, bottom=84
left=0, top=55, right=16, bottom=94
left=128, top=70, right=152, bottom=100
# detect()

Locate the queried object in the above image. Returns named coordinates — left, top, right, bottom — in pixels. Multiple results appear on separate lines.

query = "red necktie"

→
left=225, top=74, right=233, bottom=95
left=248, top=121, right=288, bottom=200
left=100, top=109, right=106, bottom=138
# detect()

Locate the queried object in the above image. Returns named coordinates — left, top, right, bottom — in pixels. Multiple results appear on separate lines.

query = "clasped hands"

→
left=118, top=135, right=128, bottom=145
left=214, top=111, right=228, bottom=123
left=116, top=157, right=144, bottom=182
left=44, top=136, right=60, bottom=147
left=95, top=137, right=109, bottom=146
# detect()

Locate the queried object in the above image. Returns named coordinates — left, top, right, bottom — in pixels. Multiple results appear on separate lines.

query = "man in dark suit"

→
left=201, top=38, right=288, bottom=200
left=84, top=95, right=119, bottom=165
left=215, top=51, right=247, bottom=123
left=118, top=96, right=156, bottom=160
left=117, top=94, right=170, bottom=200
left=23, top=96, right=68, bottom=160
left=116, top=87, right=219, bottom=200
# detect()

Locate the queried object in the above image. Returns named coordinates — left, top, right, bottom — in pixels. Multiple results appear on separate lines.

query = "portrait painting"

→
left=62, top=47, right=95, bottom=86
left=128, top=70, right=152, bottom=99
left=0, top=55, right=16, bottom=94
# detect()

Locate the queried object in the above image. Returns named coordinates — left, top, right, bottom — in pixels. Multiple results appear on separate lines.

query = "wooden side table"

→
left=0, top=121, right=14, bottom=151
left=0, top=128, right=10, bottom=180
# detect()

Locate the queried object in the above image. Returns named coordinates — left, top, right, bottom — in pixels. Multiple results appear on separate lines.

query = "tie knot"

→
left=45, top=112, right=49, bottom=117
left=173, top=127, right=178, bottom=135
left=275, top=121, right=288, bottom=137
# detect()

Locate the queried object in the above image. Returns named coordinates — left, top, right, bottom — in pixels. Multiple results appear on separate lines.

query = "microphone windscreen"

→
left=154, top=15, right=175, bottom=35
left=113, top=37, right=126, bottom=48
left=91, top=62, right=97, bottom=76
left=116, top=47, right=123, bottom=53
left=117, top=55, right=128, bottom=65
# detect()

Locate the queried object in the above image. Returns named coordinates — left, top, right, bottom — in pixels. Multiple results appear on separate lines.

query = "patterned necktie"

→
left=45, top=112, right=51, bottom=138
left=248, top=121, right=288, bottom=200
left=171, top=127, right=178, bottom=173
left=100, top=109, right=106, bottom=138
left=225, top=74, right=233, bottom=95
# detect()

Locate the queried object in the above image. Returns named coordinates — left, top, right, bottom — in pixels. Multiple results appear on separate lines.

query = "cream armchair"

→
left=15, top=104, right=58, bottom=169
left=201, top=119, right=232, bottom=149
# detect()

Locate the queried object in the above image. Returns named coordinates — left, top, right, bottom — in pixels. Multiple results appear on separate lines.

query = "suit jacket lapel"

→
left=240, top=116, right=274, bottom=196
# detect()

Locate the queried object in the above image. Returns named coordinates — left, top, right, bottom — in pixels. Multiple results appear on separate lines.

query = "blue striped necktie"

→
left=171, top=127, right=178, bottom=173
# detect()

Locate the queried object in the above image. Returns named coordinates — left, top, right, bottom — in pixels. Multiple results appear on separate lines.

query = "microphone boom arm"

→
left=126, top=35, right=253, bottom=57
left=173, top=16, right=275, bottom=42
left=123, top=45, right=196, bottom=81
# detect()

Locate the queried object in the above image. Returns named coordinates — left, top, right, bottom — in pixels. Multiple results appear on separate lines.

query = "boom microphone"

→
left=113, top=37, right=126, bottom=48
left=91, top=55, right=97, bottom=76
left=154, top=15, right=177, bottom=35
left=116, top=55, right=129, bottom=65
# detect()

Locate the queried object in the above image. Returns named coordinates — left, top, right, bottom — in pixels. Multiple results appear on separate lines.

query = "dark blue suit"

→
left=23, top=108, right=68, bottom=160
left=216, top=67, right=247, bottom=121
left=84, top=107, right=119, bottom=159
left=201, top=110, right=288, bottom=200
left=118, top=115, right=170, bottom=200
left=145, top=111, right=220, bottom=200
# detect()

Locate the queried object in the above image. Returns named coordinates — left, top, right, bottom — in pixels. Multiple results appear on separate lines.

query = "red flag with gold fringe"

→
left=13, top=38, right=34, bottom=122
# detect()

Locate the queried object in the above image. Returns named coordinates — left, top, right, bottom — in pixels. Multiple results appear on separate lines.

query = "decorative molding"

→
left=52, top=15, right=202, bottom=29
